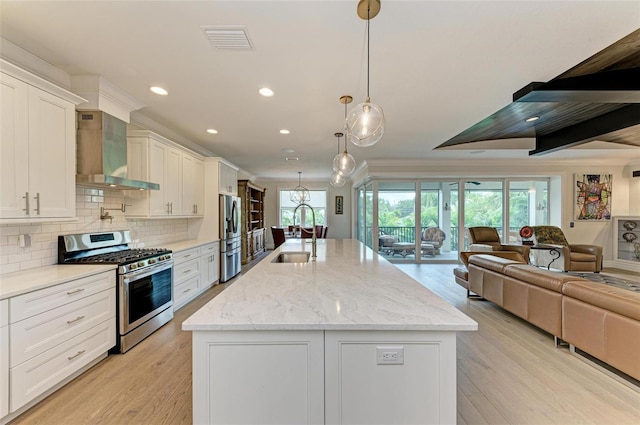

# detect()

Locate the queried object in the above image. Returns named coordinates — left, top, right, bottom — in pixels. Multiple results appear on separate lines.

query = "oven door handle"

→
left=124, top=261, right=173, bottom=282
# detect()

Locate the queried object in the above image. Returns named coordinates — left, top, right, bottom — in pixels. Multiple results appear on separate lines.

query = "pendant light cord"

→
left=366, top=6, right=370, bottom=99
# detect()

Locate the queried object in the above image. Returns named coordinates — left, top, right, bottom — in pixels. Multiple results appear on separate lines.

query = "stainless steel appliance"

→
left=58, top=230, right=173, bottom=353
left=76, top=110, right=160, bottom=190
left=220, top=194, right=242, bottom=282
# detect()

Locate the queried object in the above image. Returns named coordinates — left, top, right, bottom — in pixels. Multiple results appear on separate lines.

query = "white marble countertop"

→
left=163, top=238, right=219, bottom=253
left=183, top=239, right=477, bottom=332
left=0, top=264, right=117, bottom=299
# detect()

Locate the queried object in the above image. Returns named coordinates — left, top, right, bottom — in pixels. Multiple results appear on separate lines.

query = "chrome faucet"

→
left=292, top=202, right=317, bottom=259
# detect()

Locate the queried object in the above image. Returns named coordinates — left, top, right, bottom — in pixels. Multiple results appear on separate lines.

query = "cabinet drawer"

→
left=10, top=317, right=115, bottom=412
left=201, top=242, right=220, bottom=256
left=174, top=276, right=200, bottom=308
left=10, top=289, right=115, bottom=367
left=173, top=247, right=200, bottom=264
left=174, top=258, right=200, bottom=285
left=9, top=271, right=115, bottom=323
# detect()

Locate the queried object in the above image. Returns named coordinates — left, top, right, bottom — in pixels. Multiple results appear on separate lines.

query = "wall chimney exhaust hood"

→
left=76, top=111, right=159, bottom=190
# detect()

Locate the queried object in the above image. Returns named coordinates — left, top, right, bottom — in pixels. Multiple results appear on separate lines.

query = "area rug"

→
left=566, top=272, right=640, bottom=292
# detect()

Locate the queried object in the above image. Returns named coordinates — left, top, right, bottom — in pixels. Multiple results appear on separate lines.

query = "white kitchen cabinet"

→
left=7, top=270, right=115, bottom=413
left=218, top=161, right=238, bottom=196
left=126, top=130, right=204, bottom=218
left=182, top=154, right=204, bottom=216
left=173, top=247, right=202, bottom=310
left=199, top=241, right=220, bottom=287
left=192, top=330, right=325, bottom=425
left=324, top=330, right=457, bottom=425
left=0, top=69, right=81, bottom=221
left=0, top=299, right=8, bottom=419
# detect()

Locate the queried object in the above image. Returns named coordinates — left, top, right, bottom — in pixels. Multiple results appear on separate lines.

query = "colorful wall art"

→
left=575, top=174, right=612, bottom=221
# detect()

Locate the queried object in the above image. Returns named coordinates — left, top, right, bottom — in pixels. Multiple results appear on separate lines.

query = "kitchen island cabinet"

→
left=183, top=239, right=477, bottom=425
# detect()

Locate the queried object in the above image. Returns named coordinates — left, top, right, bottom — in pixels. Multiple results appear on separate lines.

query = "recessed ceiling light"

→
left=525, top=116, right=540, bottom=122
left=206, top=129, right=218, bottom=134
left=259, top=87, right=274, bottom=97
left=285, top=157, right=299, bottom=161
left=280, top=129, right=290, bottom=134
left=149, top=86, right=168, bottom=96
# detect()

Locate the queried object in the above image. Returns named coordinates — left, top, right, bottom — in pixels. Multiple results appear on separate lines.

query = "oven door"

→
left=119, top=262, right=173, bottom=335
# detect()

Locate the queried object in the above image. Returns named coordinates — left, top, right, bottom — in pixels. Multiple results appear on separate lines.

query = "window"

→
left=279, top=189, right=327, bottom=227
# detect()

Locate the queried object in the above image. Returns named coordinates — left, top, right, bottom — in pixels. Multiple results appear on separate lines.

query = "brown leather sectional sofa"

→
left=454, top=253, right=640, bottom=381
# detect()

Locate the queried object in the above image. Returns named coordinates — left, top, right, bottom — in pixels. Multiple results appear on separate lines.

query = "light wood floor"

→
left=10, top=263, right=640, bottom=425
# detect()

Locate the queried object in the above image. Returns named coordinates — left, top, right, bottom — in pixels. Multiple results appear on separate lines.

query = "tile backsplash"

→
left=0, top=186, right=189, bottom=275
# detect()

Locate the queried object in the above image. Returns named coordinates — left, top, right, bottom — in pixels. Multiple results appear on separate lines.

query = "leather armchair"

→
left=467, top=226, right=531, bottom=263
left=531, top=226, right=602, bottom=272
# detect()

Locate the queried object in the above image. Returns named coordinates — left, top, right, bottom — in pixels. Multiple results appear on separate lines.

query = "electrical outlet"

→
left=376, top=346, right=404, bottom=365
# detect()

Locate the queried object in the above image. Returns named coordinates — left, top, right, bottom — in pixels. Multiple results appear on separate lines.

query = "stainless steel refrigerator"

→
left=220, top=194, right=242, bottom=282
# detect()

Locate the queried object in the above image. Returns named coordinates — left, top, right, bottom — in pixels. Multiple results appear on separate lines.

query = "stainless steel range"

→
left=58, top=230, right=173, bottom=353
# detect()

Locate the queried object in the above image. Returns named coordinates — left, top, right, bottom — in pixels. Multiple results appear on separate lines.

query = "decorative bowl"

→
left=519, top=226, right=533, bottom=239
left=623, top=221, right=637, bottom=231
left=622, top=232, right=637, bottom=242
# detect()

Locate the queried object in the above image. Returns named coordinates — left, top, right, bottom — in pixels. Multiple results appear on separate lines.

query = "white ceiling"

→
left=1, top=1, right=639, bottom=179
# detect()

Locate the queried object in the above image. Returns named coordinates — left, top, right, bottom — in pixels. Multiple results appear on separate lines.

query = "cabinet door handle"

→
left=67, top=288, right=85, bottom=295
left=166, top=202, right=171, bottom=214
left=67, top=350, right=86, bottom=360
left=67, top=315, right=85, bottom=324
left=23, top=192, right=30, bottom=215
left=183, top=269, right=192, bottom=274
left=183, top=288, right=191, bottom=293
left=33, top=193, right=40, bottom=215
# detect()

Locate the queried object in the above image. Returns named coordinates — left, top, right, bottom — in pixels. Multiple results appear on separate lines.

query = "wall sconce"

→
left=536, top=202, right=546, bottom=211
left=444, top=202, right=449, bottom=211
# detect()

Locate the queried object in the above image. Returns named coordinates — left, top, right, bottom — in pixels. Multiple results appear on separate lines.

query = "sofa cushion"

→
left=569, top=251, right=596, bottom=263
left=468, top=254, right=524, bottom=273
left=562, top=280, right=640, bottom=321
left=504, top=265, right=582, bottom=293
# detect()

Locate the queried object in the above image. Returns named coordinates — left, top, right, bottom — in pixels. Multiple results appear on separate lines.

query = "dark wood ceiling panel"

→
left=435, top=29, right=640, bottom=155
left=555, top=29, right=640, bottom=79
left=437, top=103, right=625, bottom=148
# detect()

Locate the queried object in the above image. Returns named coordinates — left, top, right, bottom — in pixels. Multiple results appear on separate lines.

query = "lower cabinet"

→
left=173, top=242, right=221, bottom=311
left=191, top=329, right=457, bottom=425
left=0, top=299, right=8, bottom=419
left=5, top=270, right=115, bottom=416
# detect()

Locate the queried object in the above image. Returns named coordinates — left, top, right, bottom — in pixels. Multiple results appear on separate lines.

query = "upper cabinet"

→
left=0, top=64, right=84, bottom=221
left=126, top=130, right=204, bottom=218
left=218, top=162, right=238, bottom=196
left=182, top=154, right=204, bottom=216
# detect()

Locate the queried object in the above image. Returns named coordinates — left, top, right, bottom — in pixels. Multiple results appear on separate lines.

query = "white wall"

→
left=256, top=179, right=352, bottom=249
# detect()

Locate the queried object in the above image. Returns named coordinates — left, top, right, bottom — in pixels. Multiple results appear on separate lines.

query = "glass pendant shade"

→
left=289, top=172, right=310, bottom=204
left=333, top=151, right=356, bottom=176
left=346, top=99, right=385, bottom=147
left=330, top=171, right=346, bottom=188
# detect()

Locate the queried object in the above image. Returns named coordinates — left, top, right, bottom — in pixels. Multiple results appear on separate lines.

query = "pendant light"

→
left=333, top=96, right=356, bottom=176
left=289, top=171, right=310, bottom=204
left=346, top=0, right=385, bottom=148
left=330, top=134, right=346, bottom=188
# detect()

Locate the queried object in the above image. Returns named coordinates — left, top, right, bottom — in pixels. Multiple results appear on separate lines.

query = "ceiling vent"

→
left=201, top=26, right=253, bottom=50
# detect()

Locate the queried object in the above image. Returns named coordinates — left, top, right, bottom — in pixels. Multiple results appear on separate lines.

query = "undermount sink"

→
left=271, top=251, right=311, bottom=263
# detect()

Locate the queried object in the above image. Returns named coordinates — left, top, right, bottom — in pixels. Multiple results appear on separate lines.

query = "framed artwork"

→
left=335, top=195, right=343, bottom=215
left=575, top=173, right=612, bottom=221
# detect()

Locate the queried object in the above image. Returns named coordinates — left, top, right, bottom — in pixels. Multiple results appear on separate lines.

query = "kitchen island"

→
left=183, top=239, right=477, bottom=425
